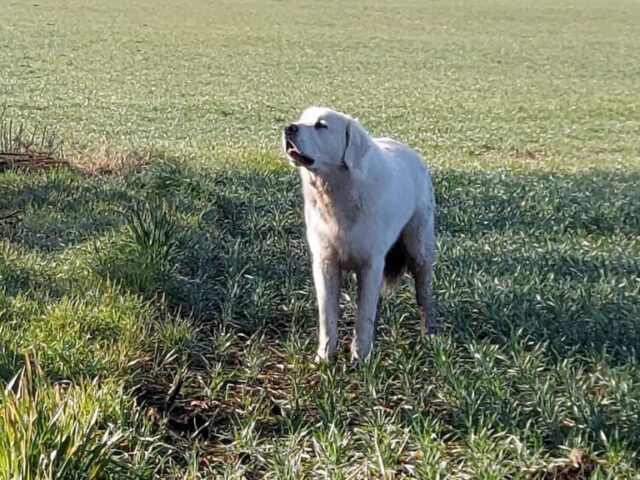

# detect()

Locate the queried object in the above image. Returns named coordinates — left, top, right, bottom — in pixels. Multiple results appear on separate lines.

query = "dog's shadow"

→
left=1, top=159, right=638, bottom=363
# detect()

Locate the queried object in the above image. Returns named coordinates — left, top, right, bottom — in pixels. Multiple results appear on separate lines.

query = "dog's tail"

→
left=383, top=237, right=408, bottom=291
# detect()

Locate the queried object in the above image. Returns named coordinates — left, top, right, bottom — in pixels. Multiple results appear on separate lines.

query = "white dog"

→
left=282, top=107, right=436, bottom=362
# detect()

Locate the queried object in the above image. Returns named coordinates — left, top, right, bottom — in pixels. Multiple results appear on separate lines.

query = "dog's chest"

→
left=304, top=202, right=372, bottom=267
left=302, top=175, right=379, bottom=265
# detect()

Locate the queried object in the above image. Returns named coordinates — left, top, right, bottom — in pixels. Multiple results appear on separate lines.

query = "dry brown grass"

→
left=70, top=145, right=150, bottom=175
left=0, top=152, right=69, bottom=172
left=0, top=118, right=69, bottom=172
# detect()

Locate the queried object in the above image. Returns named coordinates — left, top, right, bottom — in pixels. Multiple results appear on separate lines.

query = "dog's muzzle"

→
left=283, top=124, right=314, bottom=167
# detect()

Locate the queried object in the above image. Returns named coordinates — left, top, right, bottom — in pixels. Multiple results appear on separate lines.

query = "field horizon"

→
left=1, top=0, right=639, bottom=478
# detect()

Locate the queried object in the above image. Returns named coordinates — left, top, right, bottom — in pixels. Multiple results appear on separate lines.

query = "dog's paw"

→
left=314, top=353, right=327, bottom=363
left=419, top=311, right=438, bottom=334
left=350, top=340, right=372, bottom=363
left=315, top=337, right=338, bottom=363
left=315, top=349, right=336, bottom=364
left=421, top=322, right=438, bottom=335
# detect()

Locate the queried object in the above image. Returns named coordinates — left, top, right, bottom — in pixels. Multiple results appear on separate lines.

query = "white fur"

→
left=283, top=106, right=436, bottom=362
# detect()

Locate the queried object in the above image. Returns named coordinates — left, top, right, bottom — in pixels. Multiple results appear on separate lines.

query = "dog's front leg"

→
left=312, top=256, right=340, bottom=362
left=352, top=260, right=384, bottom=361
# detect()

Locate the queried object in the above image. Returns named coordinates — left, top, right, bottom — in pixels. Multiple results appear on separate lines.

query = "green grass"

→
left=1, top=0, right=639, bottom=478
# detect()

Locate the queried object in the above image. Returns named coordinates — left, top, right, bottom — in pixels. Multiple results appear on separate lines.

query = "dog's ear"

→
left=342, top=118, right=371, bottom=170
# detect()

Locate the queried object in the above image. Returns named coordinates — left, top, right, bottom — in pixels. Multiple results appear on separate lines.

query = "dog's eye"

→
left=314, top=120, right=328, bottom=130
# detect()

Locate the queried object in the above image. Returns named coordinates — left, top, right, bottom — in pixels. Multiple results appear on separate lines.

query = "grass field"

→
left=1, top=0, right=639, bottom=478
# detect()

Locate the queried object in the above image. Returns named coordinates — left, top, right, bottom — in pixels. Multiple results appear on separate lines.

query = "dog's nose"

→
left=284, top=123, right=298, bottom=135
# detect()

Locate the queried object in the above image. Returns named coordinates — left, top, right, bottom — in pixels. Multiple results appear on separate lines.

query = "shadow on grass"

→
left=1, top=158, right=638, bottom=362
left=437, top=169, right=639, bottom=237
left=0, top=345, right=21, bottom=384
left=2, top=157, right=639, bottom=474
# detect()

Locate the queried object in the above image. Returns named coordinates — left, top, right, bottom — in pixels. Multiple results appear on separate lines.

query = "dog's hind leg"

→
left=410, top=258, right=436, bottom=333
left=403, top=208, right=437, bottom=333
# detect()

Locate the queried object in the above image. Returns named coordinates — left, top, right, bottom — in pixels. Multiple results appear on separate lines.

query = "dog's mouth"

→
left=285, top=138, right=315, bottom=167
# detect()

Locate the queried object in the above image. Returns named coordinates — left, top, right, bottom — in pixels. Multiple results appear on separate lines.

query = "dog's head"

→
left=282, top=107, right=371, bottom=174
